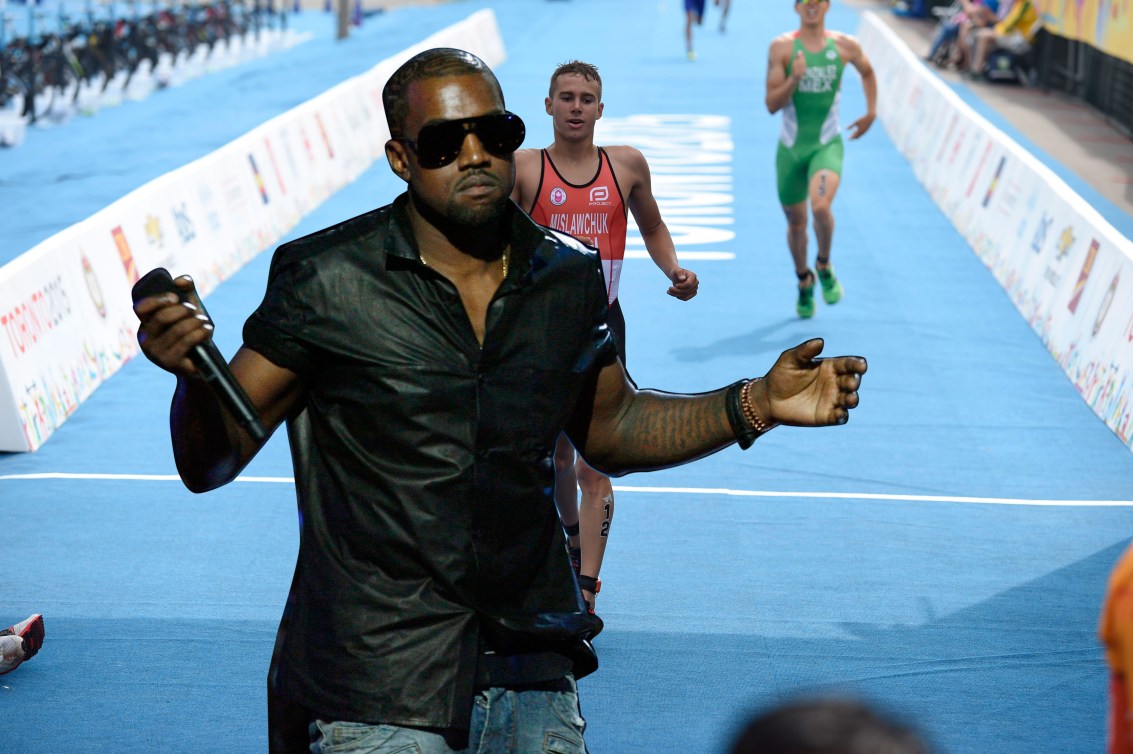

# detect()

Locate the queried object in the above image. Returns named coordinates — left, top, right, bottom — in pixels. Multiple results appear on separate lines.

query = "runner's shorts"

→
left=776, top=135, right=844, bottom=206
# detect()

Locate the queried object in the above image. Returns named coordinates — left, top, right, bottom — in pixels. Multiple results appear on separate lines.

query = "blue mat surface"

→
left=2, top=1, right=1133, bottom=752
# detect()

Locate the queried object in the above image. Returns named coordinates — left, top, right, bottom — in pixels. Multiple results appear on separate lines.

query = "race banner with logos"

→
left=0, top=9, right=506, bottom=452
left=1034, top=0, right=1133, bottom=65
left=859, top=11, right=1133, bottom=453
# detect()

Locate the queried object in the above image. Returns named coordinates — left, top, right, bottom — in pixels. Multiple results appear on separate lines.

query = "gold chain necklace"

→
left=419, top=249, right=509, bottom=278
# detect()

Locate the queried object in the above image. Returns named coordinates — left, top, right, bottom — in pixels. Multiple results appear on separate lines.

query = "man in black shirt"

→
left=133, top=47, right=867, bottom=754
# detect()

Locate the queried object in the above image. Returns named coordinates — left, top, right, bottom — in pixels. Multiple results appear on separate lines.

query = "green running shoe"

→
left=796, top=270, right=816, bottom=319
left=817, top=264, right=843, bottom=305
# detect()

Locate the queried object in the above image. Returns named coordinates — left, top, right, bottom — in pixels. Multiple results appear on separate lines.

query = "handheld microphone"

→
left=132, top=267, right=269, bottom=443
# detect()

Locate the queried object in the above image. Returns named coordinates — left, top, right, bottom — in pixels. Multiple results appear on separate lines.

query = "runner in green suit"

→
left=765, top=0, right=877, bottom=318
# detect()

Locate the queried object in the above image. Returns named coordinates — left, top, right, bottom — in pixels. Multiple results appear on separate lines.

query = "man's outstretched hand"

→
left=760, top=338, right=867, bottom=427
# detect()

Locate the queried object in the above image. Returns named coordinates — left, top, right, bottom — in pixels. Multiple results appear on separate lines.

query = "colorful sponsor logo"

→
left=549, top=187, right=567, bottom=206
left=266, top=137, right=287, bottom=196
left=249, top=154, right=270, bottom=205
left=112, top=226, right=139, bottom=284
left=965, top=140, right=993, bottom=198
left=1030, top=212, right=1052, bottom=253
left=172, top=202, right=196, bottom=245
left=1093, top=273, right=1118, bottom=338
left=1067, top=239, right=1100, bottom=314
left=197, top=182, right=222, bottom=232
left=315, top=114, right=334, bottom=159
left=1043, top=265, right=1061, bottom=288
left=1, top=275, right=71, bottom=357
left=300, top=126, right=316, bottom=163
left=145, top=214, right=164, bottom=249
left=947, top=128, right=965, bottom=167
left=982, top=156, right=1006, bottom=208
left=1056, top=226, right=1075, bottom=260
left=81, top=251, right=107, bottom=319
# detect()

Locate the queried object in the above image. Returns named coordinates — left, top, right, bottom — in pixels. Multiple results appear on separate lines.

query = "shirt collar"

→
left=383, top=193, right=548, bottom=284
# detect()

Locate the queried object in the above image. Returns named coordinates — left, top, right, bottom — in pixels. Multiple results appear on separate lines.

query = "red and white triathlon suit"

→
left=527, top=147, right=630, bottom=364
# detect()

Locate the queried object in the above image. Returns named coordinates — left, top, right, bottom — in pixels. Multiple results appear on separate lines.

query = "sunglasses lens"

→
left=411, top=113, right=526, bottom=169
left=414, top=121, right=465, bottom=169
left=478, top=113, right=527, bottom=155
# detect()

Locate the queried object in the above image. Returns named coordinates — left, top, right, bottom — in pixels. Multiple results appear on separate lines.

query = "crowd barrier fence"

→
left=859, top=10, right=1133, bottom=454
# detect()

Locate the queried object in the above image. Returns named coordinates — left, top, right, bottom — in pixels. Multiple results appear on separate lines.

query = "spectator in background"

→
left=948, top=0, right=1006, bottom=71
left=926, top=0, right=998, bottom=67
left=968, top=0, right=1041, bottom=79
left=0, top=614, right=44, bottom=675
left=728, top=697, right=933, bottom=754
left=1101, top=541, right=1133, bottom=753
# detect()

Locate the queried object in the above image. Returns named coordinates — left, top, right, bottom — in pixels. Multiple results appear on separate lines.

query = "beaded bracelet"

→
left=740, top=378, right=780, bottom=435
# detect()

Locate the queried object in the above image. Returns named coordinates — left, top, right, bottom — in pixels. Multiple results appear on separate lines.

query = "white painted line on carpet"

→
left=612, top=486, right=1133, bottom=507
left=2, top=472, right=1131, bottom=506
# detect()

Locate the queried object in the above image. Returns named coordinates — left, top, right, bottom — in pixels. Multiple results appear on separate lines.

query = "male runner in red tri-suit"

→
left=512, top=60, right=699, bottom=614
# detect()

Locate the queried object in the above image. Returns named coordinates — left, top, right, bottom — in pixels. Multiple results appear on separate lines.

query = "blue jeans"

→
left=928, top=21, right=960, bottom=60
left=310, top=677, right=587, bottom=754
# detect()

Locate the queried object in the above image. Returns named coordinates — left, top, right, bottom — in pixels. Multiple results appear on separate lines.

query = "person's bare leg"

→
left=576, top=457, right=614, bottom=611
left=717, top=0, right=730, bottom=32
left=952, top=21, right=972, bottom=69
left=809, top=169, right=841, bottom=267
left=971, top=28, right=995, bottom=74
left=686, top=11, right=696, bottom=58
left=785, top=201, right=815, bottom=316
left=784, top=202, right=809, bottom=278
left=553, top=433, right=581, bottom=553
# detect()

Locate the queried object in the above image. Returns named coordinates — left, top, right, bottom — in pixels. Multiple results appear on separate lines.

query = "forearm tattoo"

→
left=615, top=390, right=733, bottom=467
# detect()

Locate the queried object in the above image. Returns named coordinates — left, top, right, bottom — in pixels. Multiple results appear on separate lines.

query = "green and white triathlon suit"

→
left=776, top=32, right=845, bottom=206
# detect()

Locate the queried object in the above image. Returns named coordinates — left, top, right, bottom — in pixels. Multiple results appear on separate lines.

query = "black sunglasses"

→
left=396, top=112, right=526, bottom=169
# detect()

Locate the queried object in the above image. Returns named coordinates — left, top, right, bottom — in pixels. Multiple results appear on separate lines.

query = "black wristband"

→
left=725, top=379, right=759, bottom=450
left=563, top=521, right=580, bottom=537
left=578, top=575, right=600, bottom=594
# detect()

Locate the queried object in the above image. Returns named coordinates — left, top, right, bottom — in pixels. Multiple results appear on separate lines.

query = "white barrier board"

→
left=858, top=11, right=1133, bottom=454
left=0, top=10, right=507, bottom=452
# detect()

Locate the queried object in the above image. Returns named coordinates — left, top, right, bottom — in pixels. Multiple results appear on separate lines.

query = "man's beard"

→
left=445, top=194, right=510, bottom=229
left=445, top=169, right=511, bottom=228
left=410, top=174, right=512, bottom=256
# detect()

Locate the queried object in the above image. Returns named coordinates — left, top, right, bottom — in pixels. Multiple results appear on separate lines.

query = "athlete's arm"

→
left=612, top=146, right=699, bottom=301
left=569, top=339, right=866, bottom=475
left=134, top=276, right=306, bottom=492
left=842, top=35, right=877, bottom=140
left=510, top=148, right=541, bottom=214
left=765, top=37, right=803, bottom=114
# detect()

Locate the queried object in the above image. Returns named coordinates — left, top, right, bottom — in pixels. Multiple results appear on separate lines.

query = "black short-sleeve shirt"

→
left=243, top=194, right=616, bottom=729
